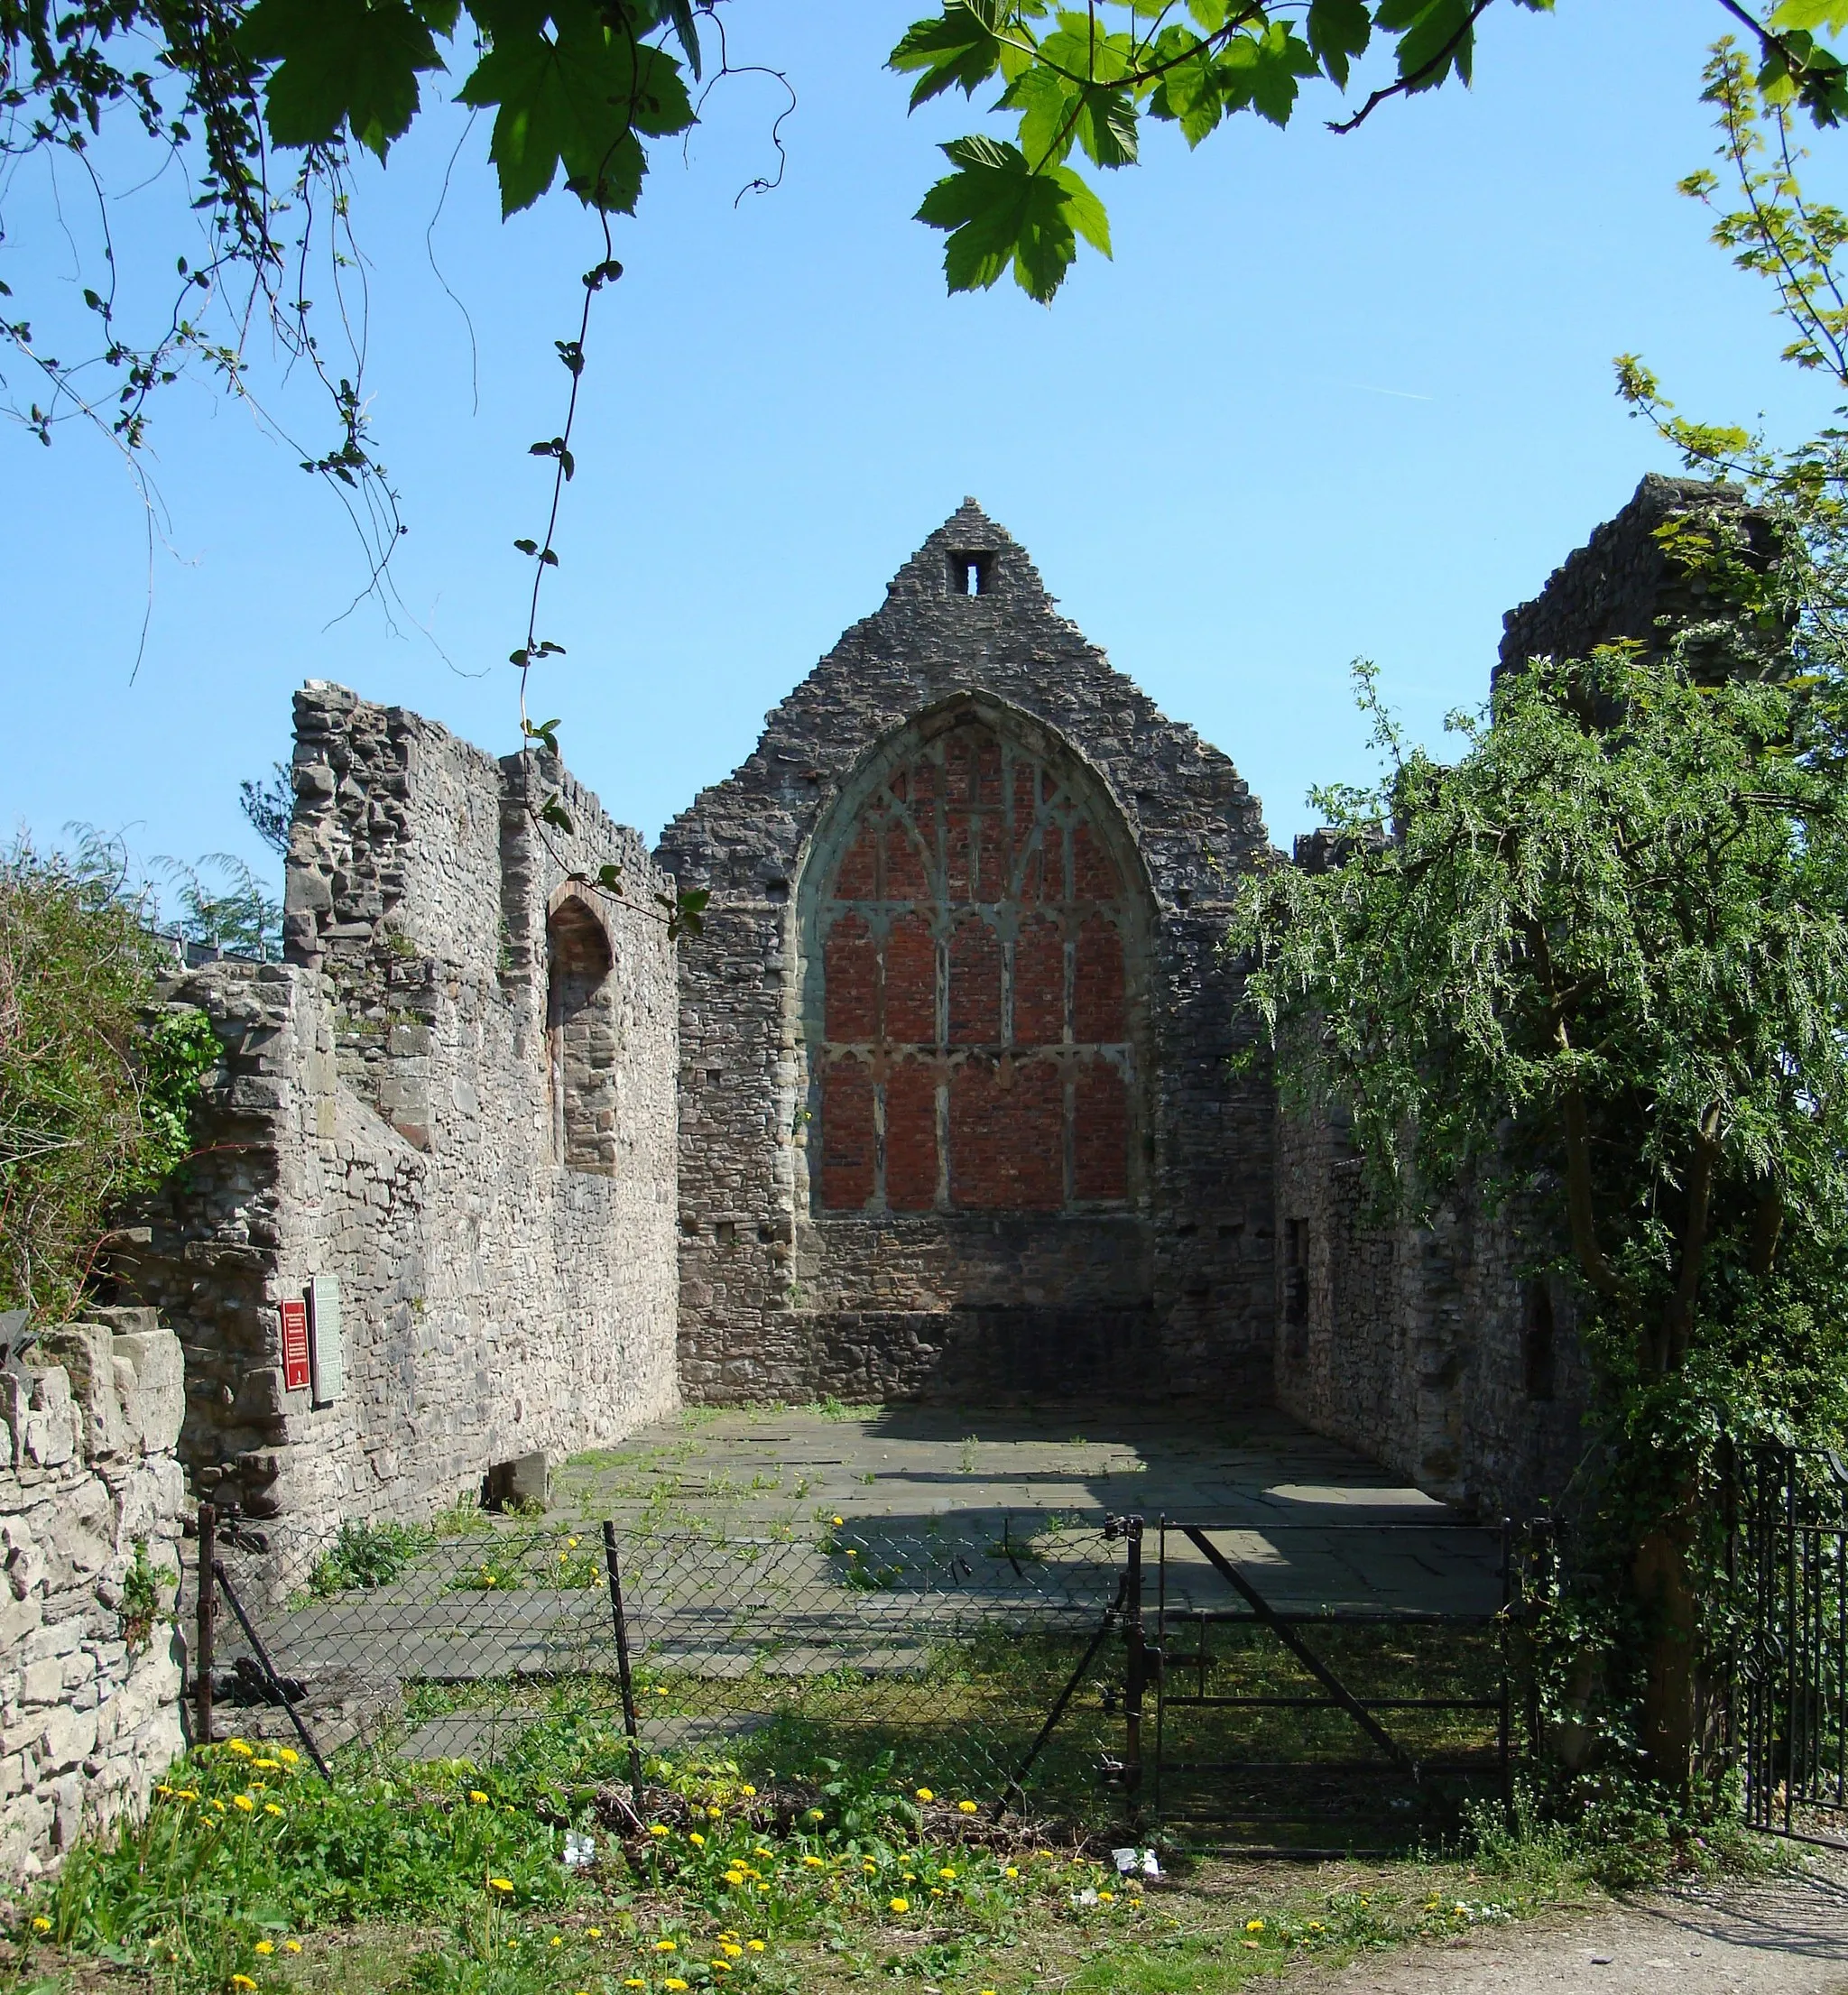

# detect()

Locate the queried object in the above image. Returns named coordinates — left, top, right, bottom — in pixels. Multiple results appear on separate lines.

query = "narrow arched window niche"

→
left=545, top=889, right=617, bottom=1176
left=798, top=699, right=1152, bottom=1217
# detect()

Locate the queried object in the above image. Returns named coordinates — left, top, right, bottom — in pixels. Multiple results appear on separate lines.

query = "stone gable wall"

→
left=109, top=686, right=679, bottom=1547
left=1, top=1311, right=186, bottom=1882
left=658, top=502, right=1278, bottom=1405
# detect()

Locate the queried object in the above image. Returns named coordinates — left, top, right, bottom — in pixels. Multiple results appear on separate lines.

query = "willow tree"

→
left=1228, top=624, right=1848, bottom=1781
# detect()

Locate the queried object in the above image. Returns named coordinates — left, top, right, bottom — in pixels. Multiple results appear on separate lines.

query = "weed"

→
left=430, top=1492, right=494, bottom=1539
left=309, top=1520, right=428, bottom=1598
left=120, top=1535, right=176, bottom=1651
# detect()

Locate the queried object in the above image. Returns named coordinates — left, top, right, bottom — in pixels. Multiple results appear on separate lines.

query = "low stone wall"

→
left=1, top=1310, right=186, bottom=1883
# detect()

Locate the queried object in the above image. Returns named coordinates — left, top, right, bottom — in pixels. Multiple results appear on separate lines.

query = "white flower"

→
left=562, top=1831, right=596, bottom=1869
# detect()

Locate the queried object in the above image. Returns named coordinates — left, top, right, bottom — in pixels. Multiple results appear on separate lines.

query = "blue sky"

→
left=2, top=0, right=1839, bottom=892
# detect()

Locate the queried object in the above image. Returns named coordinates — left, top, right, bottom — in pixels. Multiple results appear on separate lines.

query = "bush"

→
left=0, top=835, right=218, bottom=1325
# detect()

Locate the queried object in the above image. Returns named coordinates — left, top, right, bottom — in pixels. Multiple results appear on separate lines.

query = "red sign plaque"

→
left=281, top=1298, right=310, bottom=1392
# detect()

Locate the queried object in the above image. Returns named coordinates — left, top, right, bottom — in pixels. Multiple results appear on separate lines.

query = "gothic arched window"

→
left=804, top=707, right=1145, bottom=1215
left=546, top=893, right=615, bottom=1175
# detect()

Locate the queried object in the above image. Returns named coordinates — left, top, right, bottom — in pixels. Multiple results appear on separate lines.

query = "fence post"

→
left=602, top=1520, right=644, bottom=1796
left=1123, top=1516, right=1145, bottom=1822
left=1498, top=1516, right=1513, bottom=1830
left=195, top=1501, right=216, bottom=1747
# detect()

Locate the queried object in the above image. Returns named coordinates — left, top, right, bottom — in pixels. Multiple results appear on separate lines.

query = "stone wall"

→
left=106, top=686, right=680, bottom=1545
left=659, top=502, right=1277, bottom=1406
left=1271, top=1102, right=1587, bottom=1518
left=1, top=1311, right=186, bottom=1882
left=1497, top=472, right=1780, bottom=687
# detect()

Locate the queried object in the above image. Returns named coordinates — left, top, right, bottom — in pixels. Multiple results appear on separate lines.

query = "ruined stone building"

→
left=111, top=478, right=1731, bottom=1543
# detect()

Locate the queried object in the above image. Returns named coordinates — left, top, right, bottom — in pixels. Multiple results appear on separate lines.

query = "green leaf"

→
left=890, top=1, right=1008, bottom=108
left=915, top=134, right=1109, bottom=302
left=242, top=0, right=448, bottom=157
left=1307, top=0, right=1371, bottom=88
left=1773, top=0, right=1848, bottom=32
left=457, top=0, right=692, bottom=216
left=1216, top=23, right=1317, bottom=128
left=1375, top=0, right=1476, bottom=91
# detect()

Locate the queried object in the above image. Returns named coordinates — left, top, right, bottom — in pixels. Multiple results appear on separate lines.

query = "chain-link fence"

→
left=188, top=1504, right=1129, bottom=1821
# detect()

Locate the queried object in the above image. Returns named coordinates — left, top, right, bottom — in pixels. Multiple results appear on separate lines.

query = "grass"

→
left=3, top=1731, right=1639, bottom=1995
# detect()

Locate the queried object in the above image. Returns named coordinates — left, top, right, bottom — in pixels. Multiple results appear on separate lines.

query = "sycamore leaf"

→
left=1150, top=38, right=1224, bottom=146
left=1306, top=0, right=1371, bottom=88
left=457, top=1, right=691, bottom=216
left=916, top=134, right=1108, bottom=302
left=241, top=0, right=447, bottom=157
left=889, top=1, right=1007, bottom=107
left=1773, top=0, right=1848, bottom=32
left=1376, top=0, right=1476, bottom=91
left=1217, top=23, right=1317, bottom=128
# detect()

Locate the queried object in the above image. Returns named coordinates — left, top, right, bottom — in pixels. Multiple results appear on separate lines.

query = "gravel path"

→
left=1291, top=1856, right=1848, bottom=1993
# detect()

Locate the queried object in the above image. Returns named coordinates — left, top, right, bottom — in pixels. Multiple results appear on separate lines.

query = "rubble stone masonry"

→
left=658, top=503, right=1277, bottom=1405
left=1, top=1312, right=185, bottom=1881
left=112, top=687, right=679, bottom=1547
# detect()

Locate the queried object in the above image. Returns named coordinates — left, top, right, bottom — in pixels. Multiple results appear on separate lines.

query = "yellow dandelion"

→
left=568, top=1536, right=579, bottom=1548
left=489, top=1878, right=513, bottom=1893
left=845, top=1547, right=856, bottom=1557
left=888, top=1897, right=909, bottom=1914
left=1099, top=1890, right=1115, bottom=1903
left=654, top=1940, right=678, bottom=1953
left=938, top=1867, right=956, bottom=1880
left=468, top=1789, right=489, bottom=1805
left=1245, top=1918, right=1263, bottom=1933
left=263, top=1803, right=283, bottom=1816
left=805, top=1808, right=824, bottom=1821
left=177, top=1789, right=199, bottom=1801
left=31, top=1917, right=51, bottom=1933
left=688, top=1831, right=706, bottom=1846
left=231, top=1978, right=256, bottom=1990
left=862, top=1861, right=877, bottom=1874
left=930, top=1889, right=943, bottom=1899
left=624, top=1981, right=646, bottom=1990
left=711, top=1961, right=733, bottom=1972
left=227, top=1739, right=254, bottom=1757
left=956, top=1799, right=977, bottom=1814
left=740, top=1783, right=757, bottom=1796
left=721, top=1943, right=743, bottom=1958
left=746, top=1940, right=765, bottom=1953
left=484, top=1573, right=497, bottom=1588
left=283, top=1942, right=301, bottom=1954
left=550, top=1935, right=563, bottom=1947
left=654, top=1686, right=669, bottom=1695
left=914, top=1787, right=933, bottom=1802
left=254, top=1941, right=274, bottom=1955
left=649, top=1824, right=670, bottom=1836
left=1003, top=1866, right=1019, bottom=1879
left=276, top=1749, right=299, bottom=1766
left=724, top=1870, right=745, bottom=1887
left=831, top=1517, right=844, bottom=1527
left=664, top=1981, right=688, bottom=1992
left=801, top=1854, right=825, bottom=1868
left=232, top=1793, right=256, bottom=1813
left=254, top=1758, right=280, bottom=1770
left=587, top=1927, right=603, bottom=1939
left=1307, top=1921, right=1325, bottom=1933
left=754, top=1846, right=774, bottom=1857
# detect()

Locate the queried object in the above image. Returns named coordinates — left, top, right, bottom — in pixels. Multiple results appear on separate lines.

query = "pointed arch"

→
left=546, top=887, right=615, bottom=1174
left=797, top=697, right=1152, bottom=1217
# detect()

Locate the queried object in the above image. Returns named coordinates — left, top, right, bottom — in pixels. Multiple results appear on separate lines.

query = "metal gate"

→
left=1741, top=1446, right=1848, bottom=1844
left=1125, top=1514, right=1514, bottom=1835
